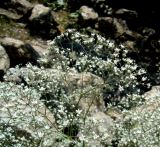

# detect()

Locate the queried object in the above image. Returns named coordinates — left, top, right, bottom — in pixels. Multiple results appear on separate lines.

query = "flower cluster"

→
left=40, top=29, right=148, bottom=109
left=0, top=29, right=151, bottom=146
left=113, top=87, right=160, bottom=147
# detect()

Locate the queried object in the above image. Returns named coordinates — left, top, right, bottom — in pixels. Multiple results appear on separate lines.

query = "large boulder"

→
left=0, top=37, right=40, bottom=66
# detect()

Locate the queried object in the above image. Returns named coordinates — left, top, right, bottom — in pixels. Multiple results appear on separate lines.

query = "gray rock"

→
left=28, top=4, right=58, bottom=38
left=78, top=111, right=114, bottom=146
left=96, top=17, right=115, bottom=35
left=96, top=17, right=127, bottom=37
left=144, top=85, right=160, bottom=101
left=79, top=5, right=98, bottom=20
left=11, top=0, right=33, bottom=14
left=113, top=18, right=128, bottom=37
left=0, top=8, right=22, bottom=20
left=114, top=8, right=138, bottom=20
left=29, top=4, right=51, bottom=21
left=79, top=5, right=98, bottom=27
left=28, top=39, right=49, bottom=56
left=2, top=0, right=33, bottom=14
left=0, top=45, right=10, bottom=73
left=0, top=37, right=40, bottom=66
left=97, top=17, right=142, bottom=40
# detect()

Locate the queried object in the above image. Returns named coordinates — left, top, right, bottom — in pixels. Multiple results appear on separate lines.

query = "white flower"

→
left=76, top=109, right=82, bottom=115
left=79, top=134, right=85, bottom=141
left=38, top=132, right=44, bottom=138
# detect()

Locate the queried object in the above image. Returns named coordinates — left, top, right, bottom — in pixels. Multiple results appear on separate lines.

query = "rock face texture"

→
left=0, top=0, right=33, bottom=14
left=28, top=4, right=59, bottom=39
left=0, top=37, right=40, bottom=66
left=1, top=0, right=160, bottom=146
left=0, top=45, right=10, bottom=80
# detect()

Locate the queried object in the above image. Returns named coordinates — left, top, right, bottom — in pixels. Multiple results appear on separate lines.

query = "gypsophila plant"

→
left=113, top=89, right=160, bottom=147
left=39, top=29, right=148, bottom=110
left=3, top=62, right=109, bottom=146
left=0, top=82, right=59, bottom=146
left=0, top=29, right=151, bottom=146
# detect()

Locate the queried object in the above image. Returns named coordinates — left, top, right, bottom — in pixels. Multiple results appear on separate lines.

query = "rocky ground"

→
left=1, top=0, right=160, bottom=84
left=0, top=0, right=160, bottom=146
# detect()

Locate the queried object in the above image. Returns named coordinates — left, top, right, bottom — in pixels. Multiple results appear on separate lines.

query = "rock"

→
left=123, top=40, right=136, bottom=50
left=96, top=17, right=115, bottom=36
left=0, top=8, right=22, bottom=20
left=28, top=4, right=58, bottom=39
left=96, top=17, right=142, bottom=40
left=67, top=70, right=105, bottom=114
left=0, top=45, right=10, bottom=80
left=78, top=111, right=114, bottom=146
left=27, top=39, right=49, bottom=56
left=12, top=0, right=33, bottom=14
left=79, top=5, right=98, bottom=27
left=0, top=45, right=10, bottom=72
left=5, top=66, right=106, bottom=114
left=114, top=8, right=138, bottom=20
left=0, top=37, right=40, bottom=66
left=1, top=0, right=33, bottom=14
left=29, top=4, right=51, bottom=21
left=79, top=5, right=98, bottom=20
left=97, top=17, right=128, bottom=37
left=113, top=18, right=128, bottom=38
left=144, top=86, right=160, bottom=101
left=129, top=86, right=160, bottom=114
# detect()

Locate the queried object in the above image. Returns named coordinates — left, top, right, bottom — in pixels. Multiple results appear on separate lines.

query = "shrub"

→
left=3, top=63, right=110, bottom=146
left=0, top=29, right=150, bottom=146
left=113, top=88, right=160, bottom=147
left=40, top=29, right=148, bottom=110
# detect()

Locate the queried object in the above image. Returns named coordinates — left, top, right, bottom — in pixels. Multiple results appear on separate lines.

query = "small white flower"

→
left=38, top=132, right=44, bottom=138
left=142, top=76, right=147, bottom=81
left=79, top=134, right=85, bottom=141
left=76, top=109, right=82, bottom=115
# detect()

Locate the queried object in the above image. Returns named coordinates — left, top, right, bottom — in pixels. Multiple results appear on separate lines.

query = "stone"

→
left=97, top=17, right=142, bottom=40
left=129, top=86, right=160, bottom=114
left=1, top=0, right=33, bottom=14
left=28, top=4, right=58, bottom=39
left=29, top=4, right=51, bottom=21
left=27, top=39, right=49, bottom=56
left=0, top=37, right=40, bottom=66
left=97, top=17, right=128, bottom=37
left=0, top=45, right=10, bottom=80
left=67, top=70, right=106, bottom=113
left=78, top=111, right=114, bottom=146
left=79, top=5, right=98, bottom=20
left=113, top=18, right=128, bottom=37
left=11, top=0, right=33, bottom=14
left=78, top=5, right=98, bottom=27
left=96, top=17, right=115, bottom=36
left=114, top=8, right=138, bottom=20
left=0, top=8, right=22, bottom=20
